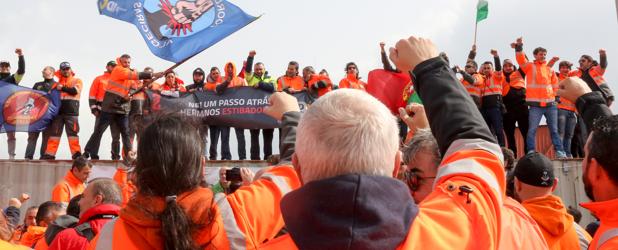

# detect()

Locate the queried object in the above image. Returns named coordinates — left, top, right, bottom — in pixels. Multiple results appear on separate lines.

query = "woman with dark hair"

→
left=338, top=62, right=366, bottom=90
left=89, top=114, right=301, bottom=250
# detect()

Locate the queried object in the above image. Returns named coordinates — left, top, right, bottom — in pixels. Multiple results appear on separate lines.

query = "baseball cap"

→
left=193, top=67, right=205, bottom=75
left=107, top=60, right=117, bottom=67
left=513, top=152, right=555, bottom=187
left=0, top=60, right=10, bottom=67
left=59, top=62, right=71, bottom=70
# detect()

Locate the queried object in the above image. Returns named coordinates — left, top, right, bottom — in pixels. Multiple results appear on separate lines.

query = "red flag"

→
left=366, top=69, right=411, bottom=114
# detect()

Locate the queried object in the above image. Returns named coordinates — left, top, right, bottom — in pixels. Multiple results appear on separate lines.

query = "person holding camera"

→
left=212, top=167, right=255, bottom=195
left=83, top=54, right=164, bottom=161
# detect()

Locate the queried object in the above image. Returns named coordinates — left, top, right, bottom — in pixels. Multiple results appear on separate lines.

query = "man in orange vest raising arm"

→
left=512, top=37, right=567, bottom=158
left=83, top=54, right=164, bottom=161
left=557, top=77, right=618, bottom=249
left=261, top=36, right=507, bottom=249
left=479, top=49, right=505, bottom=147
left=571, top=50, right=614, bottom=106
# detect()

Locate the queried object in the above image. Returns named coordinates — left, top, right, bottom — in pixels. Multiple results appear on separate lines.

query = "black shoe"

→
left=72, top=152, right=82, bottom=160
left=41, top=154, right=55, bottom=160
left=82, top=152, right=90, bottom=159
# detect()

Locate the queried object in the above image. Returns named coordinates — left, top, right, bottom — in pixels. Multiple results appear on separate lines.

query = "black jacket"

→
left=0, top=55, right=25, bottom=84
left=576, top=91, right=613, bottom=130
left=33, top=79, right=54, bottom=93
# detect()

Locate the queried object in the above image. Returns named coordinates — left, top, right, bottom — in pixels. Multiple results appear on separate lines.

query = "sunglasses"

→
left=403, top=170, right=436, bottom=192
left=347, top=67, right=357, bottom=70
left=61, top=68, right=71, bottom=71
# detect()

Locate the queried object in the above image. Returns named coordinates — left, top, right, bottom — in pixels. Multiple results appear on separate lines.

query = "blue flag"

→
left=98, top=0, right=258, bottom=62
left=0, top=81, right=61, bottom=133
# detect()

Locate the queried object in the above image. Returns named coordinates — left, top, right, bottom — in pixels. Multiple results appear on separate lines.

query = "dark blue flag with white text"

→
left=98, top=0, right=258, bottom=62
left=0, top=81, right=61, bottom=133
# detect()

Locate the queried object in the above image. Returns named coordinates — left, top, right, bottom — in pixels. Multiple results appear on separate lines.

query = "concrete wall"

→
left=1, top=159, right=594, bottom=227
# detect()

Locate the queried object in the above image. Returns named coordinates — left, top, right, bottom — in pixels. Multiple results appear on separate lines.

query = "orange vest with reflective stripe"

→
left=89, top=166, right=301, bottom=250
left=481, top=72, right=503, bottom=97
left=460, top=73, right=483, bottom=97
left=107, top=63, right=139, bottom=98
left=502, top=70, right=526, bottom=96
left=53, top=73, right=82, bottom=102
left=557, top=73, right=577, bottom=112
left=516, top=52, right=558, bottom=106
left=570, top=66, right=607, bottom=86
left=581, top=198, right=618, bottom=250
left=277, top=75, right=305, bottom=91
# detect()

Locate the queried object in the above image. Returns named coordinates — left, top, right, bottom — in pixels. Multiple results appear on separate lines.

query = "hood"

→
left=22, top=225, right=46, bottom=247
left=522, top=195, right=573, bottom=237
left=44, top=215, right=78, bottom=245
left=79, top=204, right=121, bottom=224
left=224, top=62, right=237, bottom=78
left=65, top=170, right=84, bottom=186
left=119, top=187, right=217, bottom=249
left=281, top=174, right=418, bottom=250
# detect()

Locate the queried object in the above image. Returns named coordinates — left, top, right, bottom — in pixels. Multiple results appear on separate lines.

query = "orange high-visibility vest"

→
left=501, top=70, right=526, bottom=96
left=516, top=52, right=559, bottom=106
left=106, top=60, right=140, bottom=98
left=308, top=74, right=333, bottom=97
left=481, top=72, right=504, bottom=97
left=338, top=74, right=366, bottom=91
left=278, top=76, right=305, bottom=91
left=51, top=171, right=85, bottom=203
left=460, top=73, right=484, bottom=98
left=557, top=73, right=577, bottom=112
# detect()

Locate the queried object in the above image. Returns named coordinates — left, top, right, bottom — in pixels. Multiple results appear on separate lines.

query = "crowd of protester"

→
left=1, top=35, right=618, bottom=250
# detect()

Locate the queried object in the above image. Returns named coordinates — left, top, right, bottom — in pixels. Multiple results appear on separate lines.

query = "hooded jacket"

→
left=522, top=195, right=590, bottom=249
left=19, top=225, right=46, bottom=247
left=216, top=62, right=247, bottom=94
left=48, top=204, right=120, bottom=250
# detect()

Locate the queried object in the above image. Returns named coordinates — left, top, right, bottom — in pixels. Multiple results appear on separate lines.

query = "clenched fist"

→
left=389, top=36, right=438, bottom=72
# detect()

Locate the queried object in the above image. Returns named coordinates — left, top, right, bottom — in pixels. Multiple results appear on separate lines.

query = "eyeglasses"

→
left=403, top=170, right=436, bottom=192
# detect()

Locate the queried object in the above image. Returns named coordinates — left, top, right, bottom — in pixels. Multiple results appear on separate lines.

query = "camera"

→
left=225, top=167, right=242, bottom=182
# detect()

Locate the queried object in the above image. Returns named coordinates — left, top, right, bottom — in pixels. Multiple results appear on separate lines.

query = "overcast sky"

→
left=1, top=0, right=617, bottom=160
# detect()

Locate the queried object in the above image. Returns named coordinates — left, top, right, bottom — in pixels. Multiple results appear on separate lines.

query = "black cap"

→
left=514, top=152, right=555, bottom=187
left=59, top=62, right=71, bottom=70
left=0, top=60, right=9, bottom=67
left=107, top=60, right=117, bottom=67
left=193, top=67, right=205, bottom=75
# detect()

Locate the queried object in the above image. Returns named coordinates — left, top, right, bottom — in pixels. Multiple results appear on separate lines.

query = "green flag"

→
left=476, top=0, right=489, bottom=23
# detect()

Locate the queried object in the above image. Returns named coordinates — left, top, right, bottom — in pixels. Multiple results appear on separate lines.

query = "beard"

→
left=583, top=167, right=596, bottom=201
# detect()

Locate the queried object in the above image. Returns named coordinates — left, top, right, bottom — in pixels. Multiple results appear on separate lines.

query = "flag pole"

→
left=474, top=20, right=478, bottom=46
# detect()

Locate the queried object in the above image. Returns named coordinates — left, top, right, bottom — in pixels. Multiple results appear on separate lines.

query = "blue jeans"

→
left=558, top=109, right=577, bottom=157
left=527, top=106, right=564, bottom=153
left=481, top=106, right=505, bottom=146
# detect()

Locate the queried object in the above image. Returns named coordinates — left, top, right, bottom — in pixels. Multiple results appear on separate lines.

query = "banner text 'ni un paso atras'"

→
left=147, top=87, right=314, bottom=129
left=98, top=0, right=258, bottom=62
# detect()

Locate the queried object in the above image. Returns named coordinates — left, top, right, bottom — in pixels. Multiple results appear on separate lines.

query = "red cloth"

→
left=48, top=204, right=120, bottom=250
left=366, top=69, right=411, bottom=114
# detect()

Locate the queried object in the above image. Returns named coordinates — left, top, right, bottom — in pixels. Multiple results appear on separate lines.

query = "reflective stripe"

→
left=597, top=228, right=618, bottom=250
left=215, top=193, right=247, bottom=250
left=434, top=158, right=502, bottom=202
left=95, top=218, right=117, bottom=250
left=260, top=173, right=292, bottom=195
left=108, top=81, right=130, bottom=90
left=526, top=97, right=555, bottom=103
left=443, top=138, right=504, bottom=165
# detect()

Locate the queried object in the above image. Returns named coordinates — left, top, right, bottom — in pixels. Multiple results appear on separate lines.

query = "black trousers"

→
left=503, top=104, right=529, bottom=156
left=250, top=129, right=274, bottom=160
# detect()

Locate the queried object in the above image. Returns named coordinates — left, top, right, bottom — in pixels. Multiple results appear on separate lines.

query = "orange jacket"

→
left=51, top=171, right=85, bottom=203
left=522, top=195, right=590, bottom=249
left=223, top=62, right=247, bottom=88
left=501, top=70, right=526, bottom=96
left=277, top=75, right=305, bottom=92
left=33, top=237, right=49, bottom=250
left=106, top=58, right=140, bottom=98
left=580, top=198, right=618, bottom=249
left=338, top=73, right=366, bottom=90
left=557, top=73, right=577, bottom=112
left=499, top=197, right=549, bottom=250
left=89, top=166, right=301, bottom=250
left=481, top=71, right=504, bottom=97
left=89, top=72, right=111, bottom=108
left=112, top=168, right=136, bottom=207
left=53, top=70, right=83, bottom=101
left=19, top=226, right=46, bottom=248
left=307, top=74, right=333, bottom=97
left=205, top=74, right=222, bottom=91
left=261, top=139, right=506, bottom=250
left=460, top=73, right=484, bottom=97
left=570, top=66, right=607, bottom=85
left=516, top=52, right=559, bottom=106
